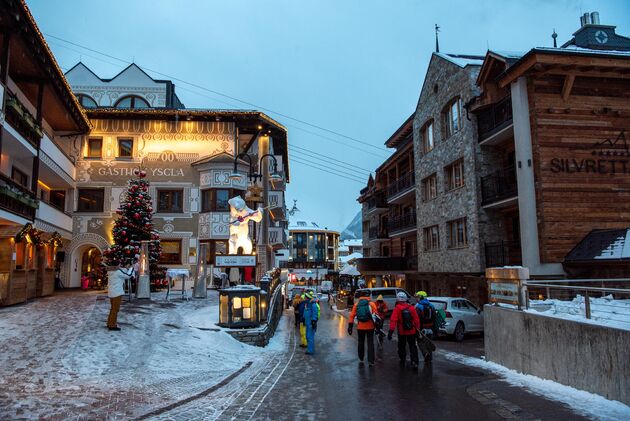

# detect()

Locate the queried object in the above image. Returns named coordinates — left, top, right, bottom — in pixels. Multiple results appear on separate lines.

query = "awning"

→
left=339, top=265, right=360, bottom=276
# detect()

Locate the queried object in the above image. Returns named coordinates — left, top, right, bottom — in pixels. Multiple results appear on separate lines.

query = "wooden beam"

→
left=561, top=74, right=576, bottom=101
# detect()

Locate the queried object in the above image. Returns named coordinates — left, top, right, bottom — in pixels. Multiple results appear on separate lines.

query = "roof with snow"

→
left=435, top=52, right=485, bottom=68
left=565, top=229, right=630, bottom=262
left=288, top=220, right=339, bottom=234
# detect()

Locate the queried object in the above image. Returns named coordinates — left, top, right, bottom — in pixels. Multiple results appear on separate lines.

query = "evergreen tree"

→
left=104, top=169, right=161, bottom=269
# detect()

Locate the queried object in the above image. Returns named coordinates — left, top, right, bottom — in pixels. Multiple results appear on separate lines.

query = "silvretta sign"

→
left=215, top=255, right=257, bottom=267
left=550, top=131, right=629, bottom=175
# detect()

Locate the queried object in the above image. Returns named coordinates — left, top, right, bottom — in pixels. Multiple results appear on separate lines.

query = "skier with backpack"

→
left=414, top=291, right=436, bottom=335
left=388, top=292, right=420, bottom=369
left=347, top=289, right=378, bottom=366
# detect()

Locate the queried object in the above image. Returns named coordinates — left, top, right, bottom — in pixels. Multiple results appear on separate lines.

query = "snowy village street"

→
left=3, top=291, right=628, bottom=421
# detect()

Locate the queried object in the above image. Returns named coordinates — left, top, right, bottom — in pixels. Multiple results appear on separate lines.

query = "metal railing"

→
left=369, top=226, right=388, bottom=240
left=388, top=211, right=416, bottom=233
left=387, top=172, right=415, bottom=199
left=367, top=191, right=387, bottom=210
left=0, top=173, right=37, bottom=220
left=524, top=278, right=630, bottom=327
left=481, top=165, right=517, bottom=206
left=4, top=91, right=43, bottom=148
left=477, top=95, right=513, bottom=141
left=484, top=240, right=521, bottom=268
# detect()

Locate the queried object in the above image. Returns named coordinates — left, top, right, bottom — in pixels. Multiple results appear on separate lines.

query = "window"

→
left=114, top=95, right=150, bottom=109
left=11, top=167, right=28, bottom=188
left=157, top=190, right=183, bottom=213
left=117, top=138, right=133, bottom=158
left=421, top=173, right=438, bottom=201
left=77, top=188, right=104, bottom=212
left=423, top=225, right=440, bottom=251
left=201, top=189, right=236, bottom=212
left=76, top=94, right=97, bottom=108
left=422, top=121, right=434, bottom=153
left=201, top=240, right=228, bottom=264
left=160, top=240, right=182, bottom=264
left=86, top=138, right=102, bottom=158
left=442, top=97, right=462, bottom=139
left=49, top=190, right=66, bottom=211
left=447, top=218, right=468, bottom=249
left=445, top=158, right=465, bottom=191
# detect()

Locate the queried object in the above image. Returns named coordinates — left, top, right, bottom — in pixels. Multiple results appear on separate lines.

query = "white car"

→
left=354, top=287, right=412, bottom=313
left=428, top=297, right=484, bottom=342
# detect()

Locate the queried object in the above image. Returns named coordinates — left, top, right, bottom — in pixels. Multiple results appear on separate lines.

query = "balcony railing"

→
left=477, top=96, right=512, bottom=141
left=485, top=241, right=522, bottom=268
left=367, top=191, right=387, bottom=210
left=388, top=211, right=416, bottom=234
left=406, top=254, right=418, bottom=271
left=368, top=226, right=388, bottom=240
left=481, top=165, right=517, bottom=206
left=0, top=173, right=38, bottom=220
left=4, top=92, right=43, bottom=148
left=387, top=172, right=415, bottom=199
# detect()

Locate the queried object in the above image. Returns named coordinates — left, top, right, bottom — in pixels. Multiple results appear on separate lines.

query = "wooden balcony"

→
left=387, top=172, right=415, bottom=203
left=366, top=191, right=388, bottom=212
left=4, top=92, right=43, bottom=148
left=368, top=226, right=388, bottom=240
left=0, top=174, right=37, bottom=221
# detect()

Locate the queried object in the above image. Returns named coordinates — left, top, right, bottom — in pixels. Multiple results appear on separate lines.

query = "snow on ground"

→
left=443, top=351, right=630, bottom=421
left=526, top=295, right=630, bottom=331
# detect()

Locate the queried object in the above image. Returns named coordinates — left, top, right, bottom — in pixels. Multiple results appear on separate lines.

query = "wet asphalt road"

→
left=253, top=300, right=587, bottom=421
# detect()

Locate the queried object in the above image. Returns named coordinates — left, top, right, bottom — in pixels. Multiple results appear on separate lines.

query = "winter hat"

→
left=396, top=292, right=408, bottom=302
left=376, top=294, right=384, bottom=301
left=305, top=290, right=314, bottom=299
left=415, top=291, right=428, bottom=298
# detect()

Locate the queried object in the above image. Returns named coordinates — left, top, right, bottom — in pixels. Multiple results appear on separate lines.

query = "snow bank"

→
left=443, top=351, right=630, bottom=421
left=526, top=295, right=630, bottom=331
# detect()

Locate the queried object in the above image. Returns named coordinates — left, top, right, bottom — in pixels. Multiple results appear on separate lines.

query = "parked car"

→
left=428, top=297, right=484, bottom=342
left=319, top=280, right=333, bottom=294
left=289, top=286, right=306, bottom=300
left=354, top=287, right=412, bottom=314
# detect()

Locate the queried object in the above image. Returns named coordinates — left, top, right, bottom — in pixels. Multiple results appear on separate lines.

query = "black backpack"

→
left=422, top=305, right=434, bottom=323
left=401, top=307, right=413, bottom=330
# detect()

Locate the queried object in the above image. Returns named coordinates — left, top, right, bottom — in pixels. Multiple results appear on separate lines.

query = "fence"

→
left=524, top=278, right=630, bottom=329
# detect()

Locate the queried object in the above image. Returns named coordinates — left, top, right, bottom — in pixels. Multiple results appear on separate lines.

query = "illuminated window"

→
left=15, top=241, right=25, bottom=270
left=49, top=190, right=66, bottom=212
left=114, top=95, right=150, bottom=109
left=77, top=188, right=104, bottom=212
left=86, top=138, right=102, bottom=159
left=117, top=138, right=133, bottom=158
left=160, top=239, right=181, bottom=264
left=201, top=189, right=237, bottom=212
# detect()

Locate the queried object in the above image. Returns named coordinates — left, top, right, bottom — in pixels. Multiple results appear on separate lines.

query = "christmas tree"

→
left=104, top=169, right=162, bottom=271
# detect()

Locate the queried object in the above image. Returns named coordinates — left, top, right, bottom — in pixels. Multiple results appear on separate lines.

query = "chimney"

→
left=590, top=12, right=600, bottom=25
left=582, top=13, right=591, bottom=26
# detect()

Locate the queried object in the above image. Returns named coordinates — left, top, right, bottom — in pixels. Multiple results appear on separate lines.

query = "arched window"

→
left=114, top=95, right=150, bottom=109
left=76, top=94, right=97, bottom=108
left=442, top=97, right=462, bottom=139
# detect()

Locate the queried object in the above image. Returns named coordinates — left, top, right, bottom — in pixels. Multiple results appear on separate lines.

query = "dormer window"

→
left=76, top=94, right=97, bottom=108
left=114, top=95, right=150, bottom=109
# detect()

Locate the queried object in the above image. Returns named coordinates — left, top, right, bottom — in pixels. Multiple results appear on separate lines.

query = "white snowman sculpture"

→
left=228, top=196, right=263, bottom=255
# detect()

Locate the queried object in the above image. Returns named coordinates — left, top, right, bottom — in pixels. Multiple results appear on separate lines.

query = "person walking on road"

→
left=292, top=292, right=303, bottom=328
left=388, top=292, right=420, bottom=369
left=374, top=295, right=388, bottom=346
left=303, top=290, right=320, bottom=355
left=106, top=263, right=133, bottom=331
left=297, top=293, right=308, bottom=348
left=347, top=290, right=378, bottom=366
left=414, top=291, right=436, bottom=335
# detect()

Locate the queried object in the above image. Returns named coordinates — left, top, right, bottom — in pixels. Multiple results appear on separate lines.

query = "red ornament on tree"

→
left=134, top=213, right=140, bottom=219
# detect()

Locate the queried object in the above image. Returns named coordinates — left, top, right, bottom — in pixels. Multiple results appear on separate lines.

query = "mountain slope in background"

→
left=340, top=210, right=362, bottom=240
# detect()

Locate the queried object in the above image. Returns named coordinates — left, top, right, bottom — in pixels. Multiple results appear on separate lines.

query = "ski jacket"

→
left=303, top=299, right=320, bottom=323
left=107, top=268, right=133, bottom=298
left=349, top=297, right=378, bottom=330
left=297, top=298, right=307, bottom=323
left=415, top=298, right=435, bottom=328
left=389, top=302, right=420, bottom=336
left=375, top=301, right=388, bottom=319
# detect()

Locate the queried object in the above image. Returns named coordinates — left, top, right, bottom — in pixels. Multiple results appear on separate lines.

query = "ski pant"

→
left=357, top=329, right=375, bottom=364
left=300, top=323, right=307, bottom=346
left=397, top=334, right=419, bottom=364
left=306, top=322, right=316, bottom=354
left=107, top=296, right=122, bottom=328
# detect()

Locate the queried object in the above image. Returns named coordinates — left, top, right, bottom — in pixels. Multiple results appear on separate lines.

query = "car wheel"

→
left=453, top=322, right=465, bottom=342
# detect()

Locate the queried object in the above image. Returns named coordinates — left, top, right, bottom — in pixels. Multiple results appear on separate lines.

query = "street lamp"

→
left=229, top=153, right=283, bottom=183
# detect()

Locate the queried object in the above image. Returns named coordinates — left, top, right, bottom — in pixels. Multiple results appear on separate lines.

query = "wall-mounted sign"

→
left=216, top=255, right=256, bottom=267
left=550, top=131, right=630, bottom=175
left=488, top=280, right=520, bottom=305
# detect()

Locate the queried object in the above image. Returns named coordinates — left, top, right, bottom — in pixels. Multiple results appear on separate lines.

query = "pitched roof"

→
left=565, top=228, right=630, bottom=262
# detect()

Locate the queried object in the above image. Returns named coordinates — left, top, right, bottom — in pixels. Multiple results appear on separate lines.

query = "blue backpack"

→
left=356, top=300, right=372, bottom=322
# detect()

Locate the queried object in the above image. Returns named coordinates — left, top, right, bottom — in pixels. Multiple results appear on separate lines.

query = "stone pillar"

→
left=485, top=266, right=529, bottom=309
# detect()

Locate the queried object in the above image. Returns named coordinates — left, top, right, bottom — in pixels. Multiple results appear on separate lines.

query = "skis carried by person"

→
left=416, top=328, right=436, bottom=362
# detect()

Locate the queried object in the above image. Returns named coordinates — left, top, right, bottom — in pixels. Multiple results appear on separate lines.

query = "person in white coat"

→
left=107, top=263, right=134, bottom=331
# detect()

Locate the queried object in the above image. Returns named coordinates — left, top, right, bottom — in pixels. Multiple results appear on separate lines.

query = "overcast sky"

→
left=27, top=0, right=629, bottom=231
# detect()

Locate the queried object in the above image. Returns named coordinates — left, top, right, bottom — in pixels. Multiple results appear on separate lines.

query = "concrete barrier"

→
left=484, top=305, right=630, bottom=405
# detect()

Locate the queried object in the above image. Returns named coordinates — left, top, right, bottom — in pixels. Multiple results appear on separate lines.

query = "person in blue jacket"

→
left=297, top=294, right=308, bottom=347
left=303, top=290, right=320, bottom=355
left=415, top=291, right=435, bottom=333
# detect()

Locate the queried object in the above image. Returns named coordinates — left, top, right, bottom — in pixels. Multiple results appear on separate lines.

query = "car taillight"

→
left=445, top=311, right=453, bottom=318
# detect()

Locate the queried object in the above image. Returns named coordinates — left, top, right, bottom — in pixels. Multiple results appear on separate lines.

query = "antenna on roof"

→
left=435, top=24, right=440, bottom=53
left=552, top=29, right=558, bottom=48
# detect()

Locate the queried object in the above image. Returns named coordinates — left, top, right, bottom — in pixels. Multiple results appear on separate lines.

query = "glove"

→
left=311, top=320, right=317, bottom=330
left=347, top=323, right=353, bottom=336
left=387, top=330, right=393, bottom=341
